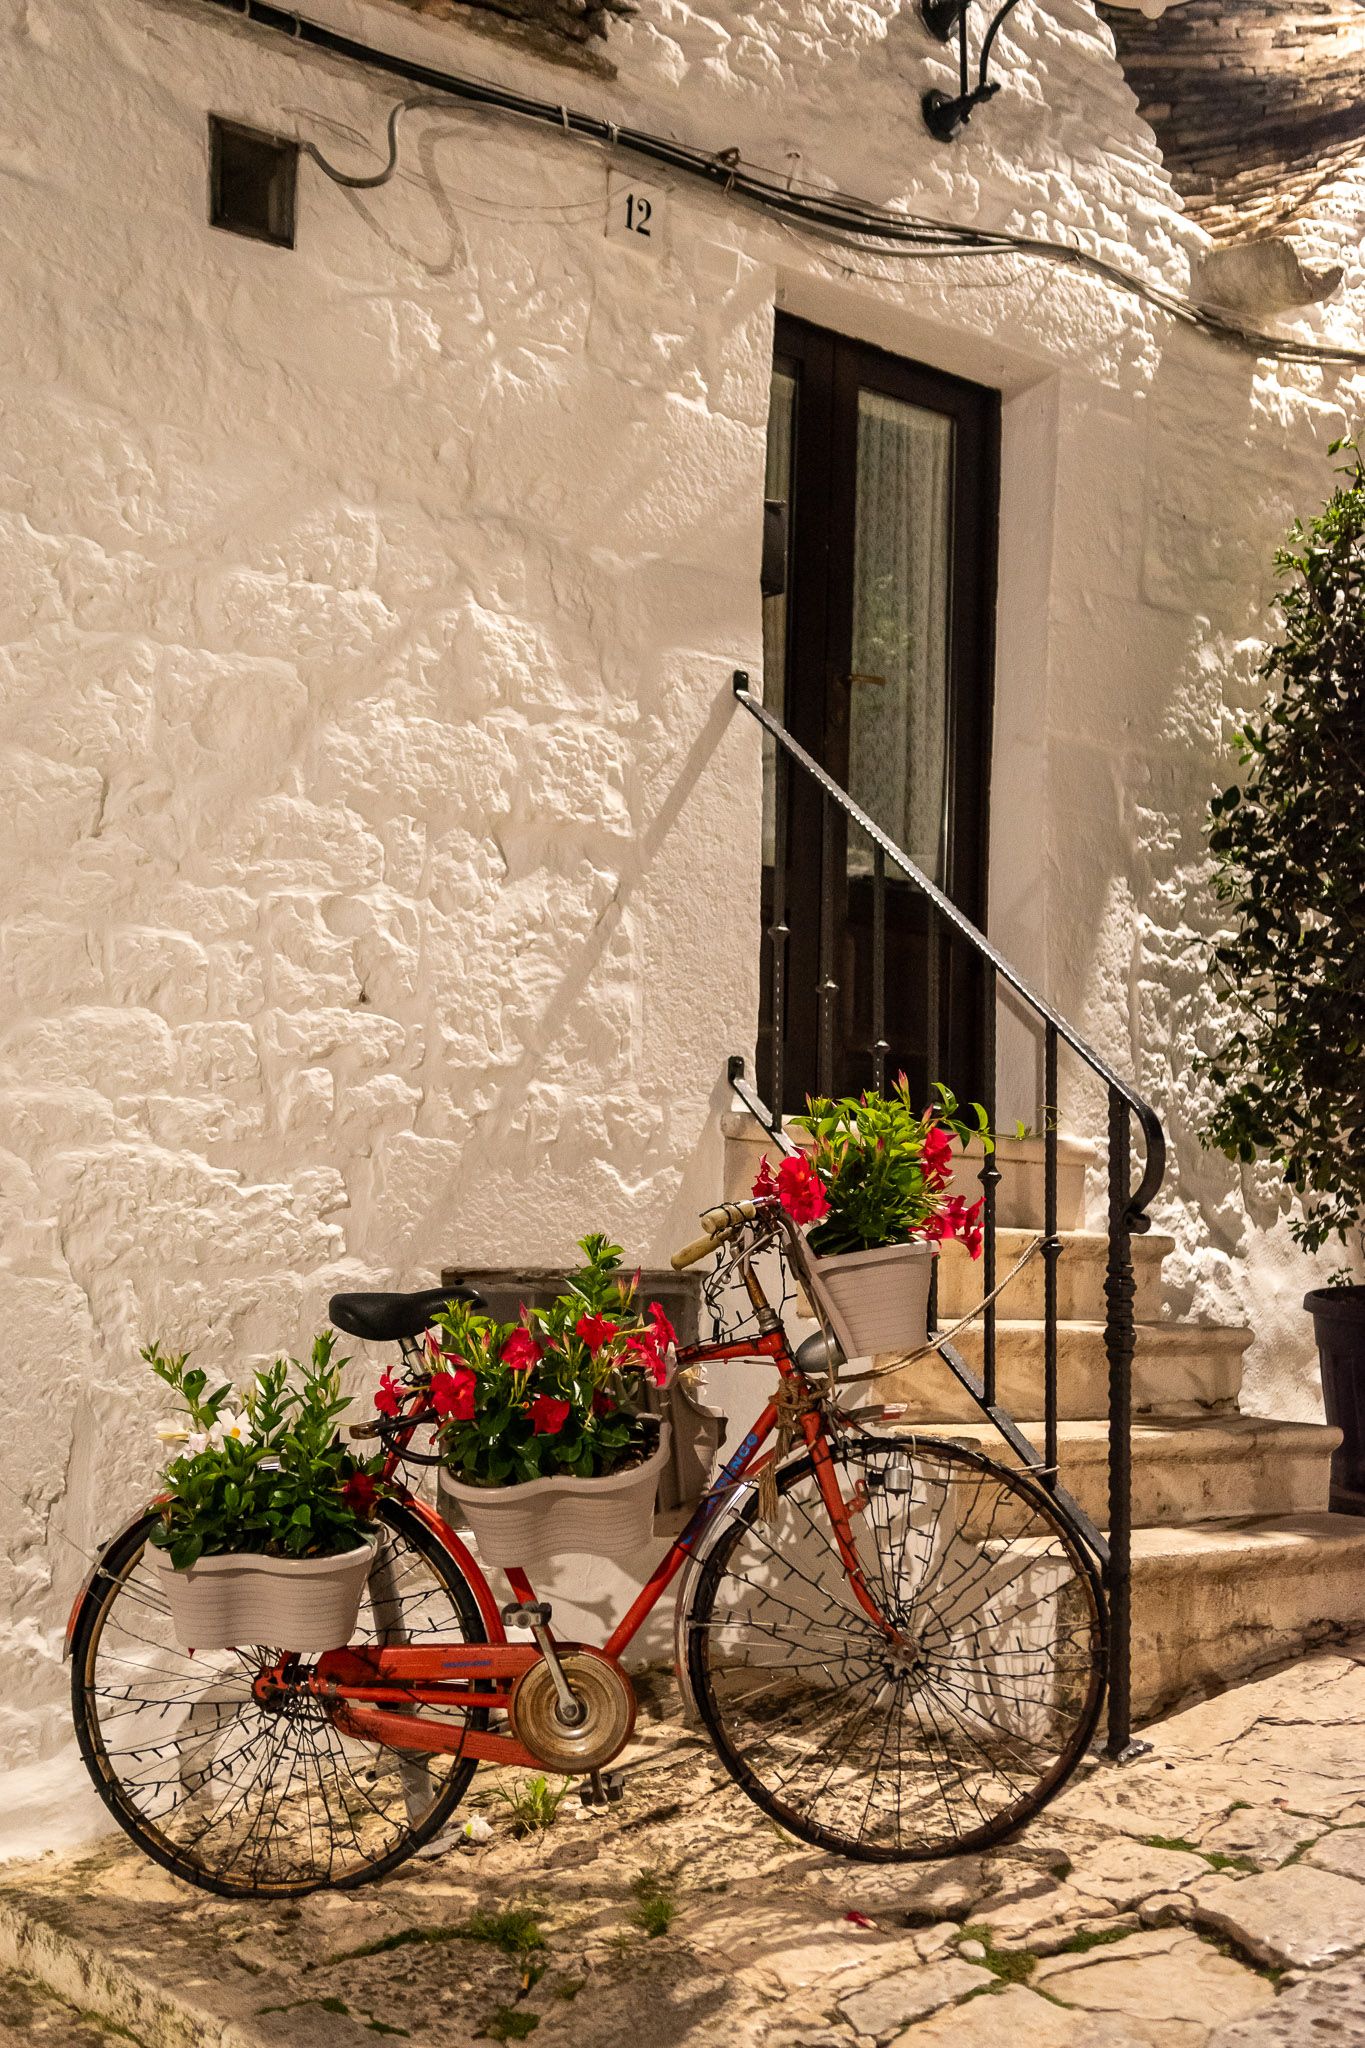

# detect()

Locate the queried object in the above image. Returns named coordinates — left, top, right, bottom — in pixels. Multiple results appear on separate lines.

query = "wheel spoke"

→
left=71, top=1507, right=488, bottom=1896
left=688, top=1435, right=1104, bottom=1860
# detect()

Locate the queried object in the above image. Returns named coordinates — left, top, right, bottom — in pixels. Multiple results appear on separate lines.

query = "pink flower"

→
left=751, top=1155, right=779, bottom=1201
left=430, top=1367, right=477, bottom=1422
left=923, top=1195, right=985, bottom=1261
left=921, top=1124, right=954, bottom=1190
left=576, top=1313, right=619, bottom=1353
left=529, top=1394, right=572, bottom=1436
left=374, top=1370, right=405, bottom=1418
left=776, top=1153, right=829, bottom=1225
left=502, top=1326, right=542, bottom=1373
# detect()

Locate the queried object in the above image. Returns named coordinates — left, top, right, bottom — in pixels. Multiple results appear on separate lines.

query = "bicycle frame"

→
left=308, top=1289, right=899, bottom=1769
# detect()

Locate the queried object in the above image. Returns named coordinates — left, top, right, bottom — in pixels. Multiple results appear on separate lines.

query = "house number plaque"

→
left=606, top=171, right=667, bottom=255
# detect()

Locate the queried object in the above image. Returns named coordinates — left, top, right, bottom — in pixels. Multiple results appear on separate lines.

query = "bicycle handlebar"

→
left=670, top=1199, right=769, bottom=1270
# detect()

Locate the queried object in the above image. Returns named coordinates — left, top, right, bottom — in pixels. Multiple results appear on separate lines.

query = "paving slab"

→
left=1033, top=1929, right=1273, bottom=2046
left=838, top=1957, right=993, bottom=2038
left=3, top=1643, right=1365, bottom=2048
left=1189, top=1865, right=1365, bottom=1970
left=1206, top=1959, right=1365, bottom=2045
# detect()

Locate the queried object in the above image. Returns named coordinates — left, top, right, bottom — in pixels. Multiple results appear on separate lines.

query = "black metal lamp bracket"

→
left=920, top=0, right=1023, bottom=141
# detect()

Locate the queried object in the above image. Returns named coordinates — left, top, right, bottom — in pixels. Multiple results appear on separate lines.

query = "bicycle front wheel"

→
left=71, top=1498, right=489, bottom=1896
left=686, top=1432, right=1105, bottom=1860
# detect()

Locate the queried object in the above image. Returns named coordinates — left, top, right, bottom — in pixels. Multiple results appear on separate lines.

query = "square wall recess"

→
left=209, top=115, right=298, bottom=247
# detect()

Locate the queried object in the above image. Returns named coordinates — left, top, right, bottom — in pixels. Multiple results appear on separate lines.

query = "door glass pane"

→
left=847, top=391, right=954, bottom=885
left=761, top=366, right=797, bottom=867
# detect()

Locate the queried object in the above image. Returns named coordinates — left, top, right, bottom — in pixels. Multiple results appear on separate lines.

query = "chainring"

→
left=508, top=1650, right=636, bottom=1772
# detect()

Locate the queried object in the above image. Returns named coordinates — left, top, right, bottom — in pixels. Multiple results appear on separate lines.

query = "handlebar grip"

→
left=671, top=1230, right=725, bottom=1271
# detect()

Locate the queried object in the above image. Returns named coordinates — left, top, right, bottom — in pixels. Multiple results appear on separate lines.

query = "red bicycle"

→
left=69, top=1198, right=1105, bottom=1896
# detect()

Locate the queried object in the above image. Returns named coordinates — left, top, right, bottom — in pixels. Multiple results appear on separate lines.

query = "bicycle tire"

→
left=686, top=1431, right=1105, bottom=1861
left=71, top=1497, right=489, bottom=1897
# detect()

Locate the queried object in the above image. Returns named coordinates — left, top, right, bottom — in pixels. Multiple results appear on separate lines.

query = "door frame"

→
left=762, top=314, right=1001, bottom=1109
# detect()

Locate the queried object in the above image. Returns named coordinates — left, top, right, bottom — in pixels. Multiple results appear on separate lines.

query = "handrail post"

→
left=872, top=844, right=888, bottom=1094
left=770, top=743, right=790, bottom=1130
left=1043, top=1024, right=1060, bottom=1489
left=1104, top=1086, right=1136, bottom=1758
left=818, top=790, right=838, bottom=1096
left=979, top=962, right=1000, bottom=1408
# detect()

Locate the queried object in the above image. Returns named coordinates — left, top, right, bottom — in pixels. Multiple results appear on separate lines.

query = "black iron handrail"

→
left=730, top=670, right=1167, bottom=1758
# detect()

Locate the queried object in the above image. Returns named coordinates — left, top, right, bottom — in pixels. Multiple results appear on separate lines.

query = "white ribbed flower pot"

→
left=807, top=1241, right=936, bottom=1362
left=442, top=1425, right=671, bottom=1568
left=149, top=1539, right=377, bottom=1653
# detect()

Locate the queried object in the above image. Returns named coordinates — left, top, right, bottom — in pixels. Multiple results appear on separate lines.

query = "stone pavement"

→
left=3, top=1640, right=1365, bottom=2048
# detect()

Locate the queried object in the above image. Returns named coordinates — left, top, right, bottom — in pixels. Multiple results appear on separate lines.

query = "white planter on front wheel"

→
left=442, top=1425, right=671, bottom=1568
left=148, top=1538, right=378, bottom=1653
left=806, top=1240, right=936, bottom=1362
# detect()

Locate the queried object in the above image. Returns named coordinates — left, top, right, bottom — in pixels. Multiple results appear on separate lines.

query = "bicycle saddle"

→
left=328, top=1285, right=483, bottom=1344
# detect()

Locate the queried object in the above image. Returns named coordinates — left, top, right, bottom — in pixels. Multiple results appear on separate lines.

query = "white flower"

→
left=185, top=1430, right=210, bottom=1457
left=215, top=1411, right=249, bottom=1447
left=462, top=1814, right=493, bottom=1844
left=154, top=1424, right=190, bottom=1446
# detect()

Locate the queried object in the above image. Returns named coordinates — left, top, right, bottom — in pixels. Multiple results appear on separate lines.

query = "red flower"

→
left=576, top=1313, right=619, bottom=1353
left=921, top=1123, right=954, bottom=1191
left=751, top=1155, right=779, bottom=1201
left=646, top=1302, right=677, bottom=1354
left=776, top=1153, right=829, bottom=1225
left=342, top=1471, right=379, bottom=1518
left=374, top=1370, right=404, bottom=1418
left=625, top=1333, right=669, bottom=1388
left=502, top=1326, right=542, bottom=1373
left=430, top=1367, right=477, bottom=1422
left=592, top=1390, right=616, bottom=1417
left=529, top=1394, right=572, bottom=1436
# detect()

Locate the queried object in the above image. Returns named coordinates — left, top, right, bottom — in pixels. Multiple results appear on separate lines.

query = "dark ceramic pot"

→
left=1305, top=1284, right=1365, bottom=1515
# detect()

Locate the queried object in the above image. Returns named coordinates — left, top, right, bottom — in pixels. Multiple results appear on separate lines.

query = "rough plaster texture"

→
left=3, top=0, right=1365, bottom=1809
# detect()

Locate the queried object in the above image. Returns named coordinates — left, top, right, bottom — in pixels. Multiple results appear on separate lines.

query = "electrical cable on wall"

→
left=203, top=0, right=1365, bottom=370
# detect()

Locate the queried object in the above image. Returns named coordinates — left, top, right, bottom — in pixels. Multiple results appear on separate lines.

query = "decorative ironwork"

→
left=920, top=0, right=1026, bottom=142
left=729, top=669, right=1167, bottom=1758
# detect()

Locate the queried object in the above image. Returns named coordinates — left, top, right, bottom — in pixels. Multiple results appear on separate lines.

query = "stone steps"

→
left=883, top=1414, right=1341, bottom=1529
left=720, top=1111, right=1362, bottom=1715
left=861, top=1319, right=1250, bottom=1421
left=1130, top=1513, right=1365, bottom=1717
left=937, top=1228, right=1174, bottom=1323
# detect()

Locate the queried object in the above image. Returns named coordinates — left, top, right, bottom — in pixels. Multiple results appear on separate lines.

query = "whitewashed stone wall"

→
left=1, top=0, right=1363, bottom=1814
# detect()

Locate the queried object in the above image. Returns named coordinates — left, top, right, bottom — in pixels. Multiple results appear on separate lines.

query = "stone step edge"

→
left=1130, top=1512, right=1365, bottom=1572
left=885, top=1416, right=1340, bottom=1464
left=939, top=1320, right=1253, bottom=1349
left=0, top=1890, right=260, bottom=2048
left=942, top=1227, right=1176, bottom=1257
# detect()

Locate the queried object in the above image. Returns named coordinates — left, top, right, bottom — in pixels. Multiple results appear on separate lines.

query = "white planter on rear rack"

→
left=149, top=1539, right=377, bottom=1653
left=805, top=1241, right=936, bottom=1361
left=442, top=1424, right=672, bottom=1569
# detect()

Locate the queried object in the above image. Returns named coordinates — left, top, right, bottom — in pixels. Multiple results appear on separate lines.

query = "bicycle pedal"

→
left=500, top=1600, right=553, bottom=1629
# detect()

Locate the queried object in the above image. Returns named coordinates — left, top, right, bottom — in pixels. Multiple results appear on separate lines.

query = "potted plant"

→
left=1201, top=442, right=1365, bottom=1514
left=145, top=1333, right=384, bottom=1649
left=755, top=1077, right=991, bottom=1358
left=413, top=1235, right=674, bottom=1566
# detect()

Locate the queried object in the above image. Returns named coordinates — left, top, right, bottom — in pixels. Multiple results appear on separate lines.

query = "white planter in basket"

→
left=442, top=1424, right=671, bottom=1568
left=807, top=1240, right=936, bottom=1361
left=149, top=1538, right=377, bottom=1653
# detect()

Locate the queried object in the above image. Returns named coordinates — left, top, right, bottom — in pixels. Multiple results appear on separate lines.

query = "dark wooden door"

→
left=757, top=316, right=999, bottom=1114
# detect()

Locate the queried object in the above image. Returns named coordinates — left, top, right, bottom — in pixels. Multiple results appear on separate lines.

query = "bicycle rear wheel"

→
left=71, top=1498, right=488, bottom=1896
left=686, top=1432, right=1104, bottom=1860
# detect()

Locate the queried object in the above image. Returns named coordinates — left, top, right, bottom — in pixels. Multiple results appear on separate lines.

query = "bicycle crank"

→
left=508, top=1648, right=637, bottom=1772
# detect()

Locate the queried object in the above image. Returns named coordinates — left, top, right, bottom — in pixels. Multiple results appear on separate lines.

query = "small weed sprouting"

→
left=1056, top=1926, right=1131, bottom=1956
left=465, top=1908, right=548, bottom=1958
left=478, top=2009, right=540, bottom=2042
left=958, top=1926, right=1037, bottom=1985
left=497, top=1775, right=571, bottom=1838
left=631, top=1869, right=676, bottom=1938
left=1139, top=1834, right=1257, bottom=1875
